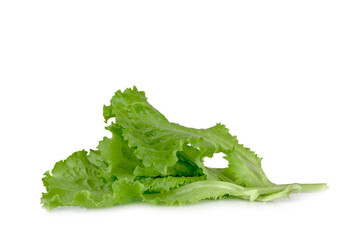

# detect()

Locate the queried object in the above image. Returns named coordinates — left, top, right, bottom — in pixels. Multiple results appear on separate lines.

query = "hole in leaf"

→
left=203, top=152, right=228, bottom=168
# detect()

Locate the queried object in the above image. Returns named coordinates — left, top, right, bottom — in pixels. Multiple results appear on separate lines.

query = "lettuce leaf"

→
left=103, top=87, right=271, bottom=187
left=142, top=181, right=327, bottom=205
left=41, top=86, right=327, bottom=210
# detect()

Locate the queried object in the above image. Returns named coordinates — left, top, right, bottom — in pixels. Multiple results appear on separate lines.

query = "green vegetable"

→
left=41, top=86, right=327, bottom=210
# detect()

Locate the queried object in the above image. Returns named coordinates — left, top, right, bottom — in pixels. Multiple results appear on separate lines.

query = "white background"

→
left=0, top=1, right=359, bottom=239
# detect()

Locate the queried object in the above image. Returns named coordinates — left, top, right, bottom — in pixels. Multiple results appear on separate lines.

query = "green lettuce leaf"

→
left=143, top=181, right=327, bottom=205
left=103, top=87, right=271, bottom=187
left=42, top=150, right=111, bottom=210
left=41, top=150, right=144, bottom=210
left=41, top=86, right=327, bottom=210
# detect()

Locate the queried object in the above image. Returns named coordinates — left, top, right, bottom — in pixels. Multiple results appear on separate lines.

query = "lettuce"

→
left=41, top=86, right=326, bottom=210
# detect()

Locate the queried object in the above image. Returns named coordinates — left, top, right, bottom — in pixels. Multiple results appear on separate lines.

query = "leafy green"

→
left=41, top=86, right=327, bottom=210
